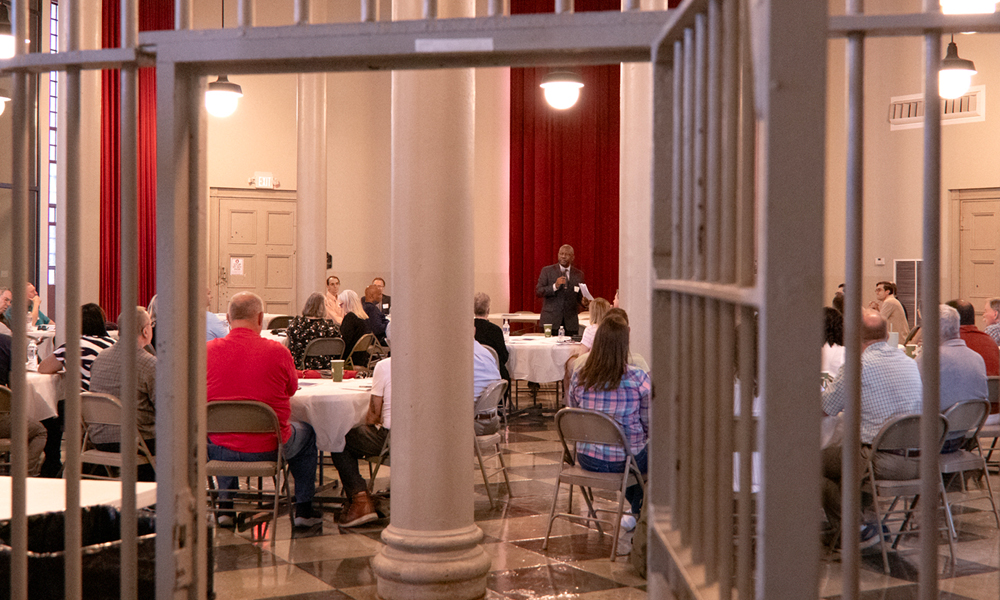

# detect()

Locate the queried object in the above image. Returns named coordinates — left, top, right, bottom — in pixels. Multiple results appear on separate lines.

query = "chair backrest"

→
left=988, top=375, right=1000, bottom=413
left=81, top=392, right=124, bottom=426
left=206, top=401, right=281, bottom=437
left=0, top=385, right=10, bottom=415
left=555, top=407, right=631, bottom=456
left=474, top=380, right=508, bottom=414
left=942, top=398, right=990, bottom=442
left=484, top=345, right=500, bottom=369
left=871, top=413, right=948, bottom=453
left=349, top=332, right=376, bottom=356
left=268, top=315, right=293, bottom=330
left=304, top=337, right=346, bottom=360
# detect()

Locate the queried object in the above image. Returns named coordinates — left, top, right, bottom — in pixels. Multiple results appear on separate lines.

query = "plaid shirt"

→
left=822, top=341, right=922, bottom=445
left=985, top=323, right=1000, bottom=346
left=570, top=365, right=651, bottom=462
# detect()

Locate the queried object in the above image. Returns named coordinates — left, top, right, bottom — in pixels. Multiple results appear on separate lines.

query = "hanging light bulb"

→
left=0, top=4, right=15, bottom=60
left=939, top=36, right=977, bottom=99
left=940, top=0, right=997, bottom=14
left=540, top=71, right=584, bottom=110
left=205, top=75, right=243, bottom=118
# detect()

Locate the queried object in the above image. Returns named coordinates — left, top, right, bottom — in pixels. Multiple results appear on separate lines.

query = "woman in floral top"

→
left=287, top=293, right=342, bottom=370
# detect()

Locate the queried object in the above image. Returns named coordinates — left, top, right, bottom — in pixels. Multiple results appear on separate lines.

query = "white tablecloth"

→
left=27, top=329, right=56, bottom=359
left=260, top=330, right=289, bottom=347
left=0, top=476, right=157, bottom=520
left=488, top=312, right=591, bottom=329
left=289, top=379, right=371, bottom=452
left=26, top=372, right=63, bottom=422
left=505, top=335, right=583, bottom=384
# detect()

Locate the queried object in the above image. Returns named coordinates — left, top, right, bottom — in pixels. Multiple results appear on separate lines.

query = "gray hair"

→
left=473, top=292, right=491, bottom=317
left=338, top=289, right=368, bottom=320
left=990, top=297, right=1000, bottom=314
left=119, top=306, right=152, bottom=332
left=228, top=292, right=263, bottom=322
left=302, top=292, right=326, bottom=318
left=146, top=295, right=157, bottom=326
left=940, top=304, right=960, bottom=341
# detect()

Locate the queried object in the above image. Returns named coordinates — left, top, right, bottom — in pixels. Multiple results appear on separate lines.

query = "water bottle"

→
left=502, top=319, right=510, bottom=342
left=558, top=325, right=565, bottom=340
left=26, top=339, right=37, bottom=369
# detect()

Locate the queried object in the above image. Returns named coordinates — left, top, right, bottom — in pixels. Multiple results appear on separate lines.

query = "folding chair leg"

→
left=940, top=476, right=958, bottom=539
left=475, top=440, right=496, bottom=509
left=979, top=465, right=1000, bottom=528
left=869, top=479, right=891, bottom=575
left=542, top=482, right=562, bottom=551
left=498, top=450, right=513, bottom=498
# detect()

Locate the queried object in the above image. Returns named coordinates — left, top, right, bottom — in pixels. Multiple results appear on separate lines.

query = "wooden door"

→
left=210, top=188, right=297, bottom=315
left=959, top=195, right=1000, bottom=327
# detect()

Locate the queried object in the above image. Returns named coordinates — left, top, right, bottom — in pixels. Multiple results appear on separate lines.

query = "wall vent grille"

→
left=889, top=85, right=985, bottom=131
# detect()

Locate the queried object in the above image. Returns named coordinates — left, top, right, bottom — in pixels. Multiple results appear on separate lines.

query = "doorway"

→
left=955, top=187, right=1000, bottom=327
left=208, top=187, right=297, bottom=314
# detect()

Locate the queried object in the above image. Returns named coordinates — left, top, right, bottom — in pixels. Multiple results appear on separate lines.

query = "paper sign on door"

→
left=231, top=257, right=244, bottom=276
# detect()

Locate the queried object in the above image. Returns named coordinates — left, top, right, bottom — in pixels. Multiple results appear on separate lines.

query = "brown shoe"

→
left=340, top=491, right=378, bottom=528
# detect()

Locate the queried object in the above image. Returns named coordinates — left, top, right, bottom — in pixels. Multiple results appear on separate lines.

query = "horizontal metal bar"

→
left=135, top=11, right=673, bottom=74
left=653, top=278, right=759, bottom=306
left=829, top=12, right=1000, bottom=37
left=0, top=47, right=155, bottom=74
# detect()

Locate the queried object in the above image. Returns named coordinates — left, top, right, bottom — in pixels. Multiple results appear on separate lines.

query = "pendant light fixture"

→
left=205, top=0, right=243, bottom=118
left=939, top=0, right=998, bottom=14
left=939, top=35, right=977, bottom=100
left=540, top=71, right=584, bottom=110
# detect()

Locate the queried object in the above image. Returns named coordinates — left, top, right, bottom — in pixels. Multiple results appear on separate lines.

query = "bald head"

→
left=228, top=292, right=264, bottom=332
left=557, top=244, right=575, bottom=268
left=861, top=309, right=888, bottom=347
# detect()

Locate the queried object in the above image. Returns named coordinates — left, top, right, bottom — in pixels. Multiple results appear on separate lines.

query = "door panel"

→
left=959, top=198, right=1000, bottom=327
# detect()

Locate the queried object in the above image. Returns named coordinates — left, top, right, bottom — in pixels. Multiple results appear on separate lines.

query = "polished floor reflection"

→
left=209, top=405, right=1000, bottom=600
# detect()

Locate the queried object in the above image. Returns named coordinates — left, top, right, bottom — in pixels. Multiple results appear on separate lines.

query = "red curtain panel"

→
left=100, top=0, right=170, bottom=319
left=509, top=0, right=621, bottom=312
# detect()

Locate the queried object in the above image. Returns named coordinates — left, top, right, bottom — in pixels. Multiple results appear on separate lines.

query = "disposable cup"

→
left=331, top=360, right=345, bottom=382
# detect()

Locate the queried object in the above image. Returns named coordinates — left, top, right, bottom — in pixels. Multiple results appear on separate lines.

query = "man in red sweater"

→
left=207, top=291, right=323, bottom=528
left=947, top=299, right=1000, bottom=377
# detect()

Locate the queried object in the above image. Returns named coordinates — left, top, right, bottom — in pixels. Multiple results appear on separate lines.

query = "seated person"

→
left=206, top=292, right=323, bottom=528
left=330, top=328, right=393, bottom=528
left=473, top=292, right=509, bottom=382
left=568, top=316, right=651, bottom=516
left=572, top=308, right=649, bottom=373
left=0, top=333, right=48, bottom=476
left=338, top=289, right=373, bottom=367
left=4, top=282, right=54, bottom=328
left=579, top=297, right=612, bottom=350
left=286, top=292, right=341, bottom=370
left=88, top=307, right=157, bottom=481
left=205, top=287, right=229, bottom=342
left=324, top=275, right=345, bottom=325
left=474, top=340, right=502, bottom=436
left=362, top=285, right=389, bottom=346
left=38, top=303, right=116, bottom=390
left=0, top=288, right=12, bottom=333
left=822, top=306, right=845, bottom=375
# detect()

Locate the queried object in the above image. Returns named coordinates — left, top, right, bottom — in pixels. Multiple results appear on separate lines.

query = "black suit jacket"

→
left=535, top=263, right=585, bottom=335
left=380, top=294, right=391, bottom=315
left=475, top=318, right=510, bottom=381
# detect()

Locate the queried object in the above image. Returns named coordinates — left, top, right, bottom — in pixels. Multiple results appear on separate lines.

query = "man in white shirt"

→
left=473, top=340, right=502, bottom=436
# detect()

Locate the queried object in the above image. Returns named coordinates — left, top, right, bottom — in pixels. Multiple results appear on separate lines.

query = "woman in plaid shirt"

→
left=569, top=316, right=651, bottom=515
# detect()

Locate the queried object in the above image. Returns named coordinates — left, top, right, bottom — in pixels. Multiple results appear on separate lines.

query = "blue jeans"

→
left=576, top=445, right=648, bottom=515
left=208, top=420, right=317, bottom=505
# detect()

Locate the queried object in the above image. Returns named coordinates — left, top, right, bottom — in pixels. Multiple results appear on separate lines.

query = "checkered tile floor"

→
left=208, top=408, right=1000, bottom=600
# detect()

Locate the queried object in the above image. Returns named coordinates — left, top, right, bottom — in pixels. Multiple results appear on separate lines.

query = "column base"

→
left=372, top=524, right=492, bottom=600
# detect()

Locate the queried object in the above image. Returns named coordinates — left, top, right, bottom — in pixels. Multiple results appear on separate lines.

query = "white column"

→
left=56, top=0, right=102, bottom=334
left=620, top=61, right=653, bottom=361
left=371, top=0, right=490, bottom=597
left=295, top=2, right=328, bottom=309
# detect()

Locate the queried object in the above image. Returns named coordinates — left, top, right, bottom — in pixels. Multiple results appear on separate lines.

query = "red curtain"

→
left=100, top=0, right=171, bottom=319
left=509, top=0, right=621, bottom=312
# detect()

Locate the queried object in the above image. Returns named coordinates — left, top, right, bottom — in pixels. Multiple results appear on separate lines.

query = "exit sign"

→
left=254, top=171, right=274, bottom=188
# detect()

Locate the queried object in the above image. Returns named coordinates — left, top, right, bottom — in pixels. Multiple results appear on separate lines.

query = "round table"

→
left=505, top=335, right=583, bottom=384
left=25, top=371, right=64, bottom=422
left=27, top=329, right=56, bottom=359
left=289, top=379, right=371, bottom=452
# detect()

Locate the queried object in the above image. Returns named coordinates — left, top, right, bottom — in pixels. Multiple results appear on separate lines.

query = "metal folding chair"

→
left=79, top=392, right=156, bottom=480
left=474, top=380, right=512, bottom=508
left=940, top=398, right=1000, bottom=537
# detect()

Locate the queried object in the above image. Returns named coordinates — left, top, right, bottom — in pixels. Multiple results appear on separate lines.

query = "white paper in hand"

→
left=579, top=283, right=595, bottom=301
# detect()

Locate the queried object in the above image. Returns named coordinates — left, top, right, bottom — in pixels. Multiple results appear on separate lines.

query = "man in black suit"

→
left=372, top=277, right=390, bottom=315
left=473, top=292, right=509, bottom=382
left=535, top=244, right=588, bottom=336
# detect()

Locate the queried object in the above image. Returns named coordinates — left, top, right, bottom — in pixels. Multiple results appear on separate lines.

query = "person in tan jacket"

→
left=869, top=281, right=909, bottom=341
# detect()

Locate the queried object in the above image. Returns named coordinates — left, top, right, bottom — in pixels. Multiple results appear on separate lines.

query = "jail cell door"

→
left=209, top=188, right=298, bottom=315
left=958, top=193, right=1000, bottom=328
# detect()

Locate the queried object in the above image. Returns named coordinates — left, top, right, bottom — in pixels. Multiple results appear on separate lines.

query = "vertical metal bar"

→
left=8, top=2, right=32, bottom=599
left=679, top=294, right=692, bottom=540
left=736, top=0, right=754, bottom=289
left=294, top=0, right=310, bottom=25
left=239, top=0, right=255, bottom=28
left=693, top=14, right=707, bottom=281
left=555, top=0, right=574, bottom=14
left=690, top=297, right=705, bottom=560
left=719, top=0, right=737, bottom=284
left=717, top=301, right=735, bottom=599
left=62, top=1, right=84, bottom=598
left=625, top=0, right=640, bottom=10
left=175, top=0, right=192, bottom=31
left=682, top=27, right=694, bottom=280
left=362, top=0, right=378, bottom=21
left=841, top=0, right=864, bottom=596
left=120, top=2, right=140, bottom=600
left=736, top=305, right=754, bottom=600
left=703, top=298, right=719, bottom=578
left=425, top=0, right=437, bottom=19
left=667, top=292, right=680, bottom=511
left=919, top=28, right=942, bottom=600
left=671, top=40, right=683, bottom=280
left=705, top=0, right=721, bottom=283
